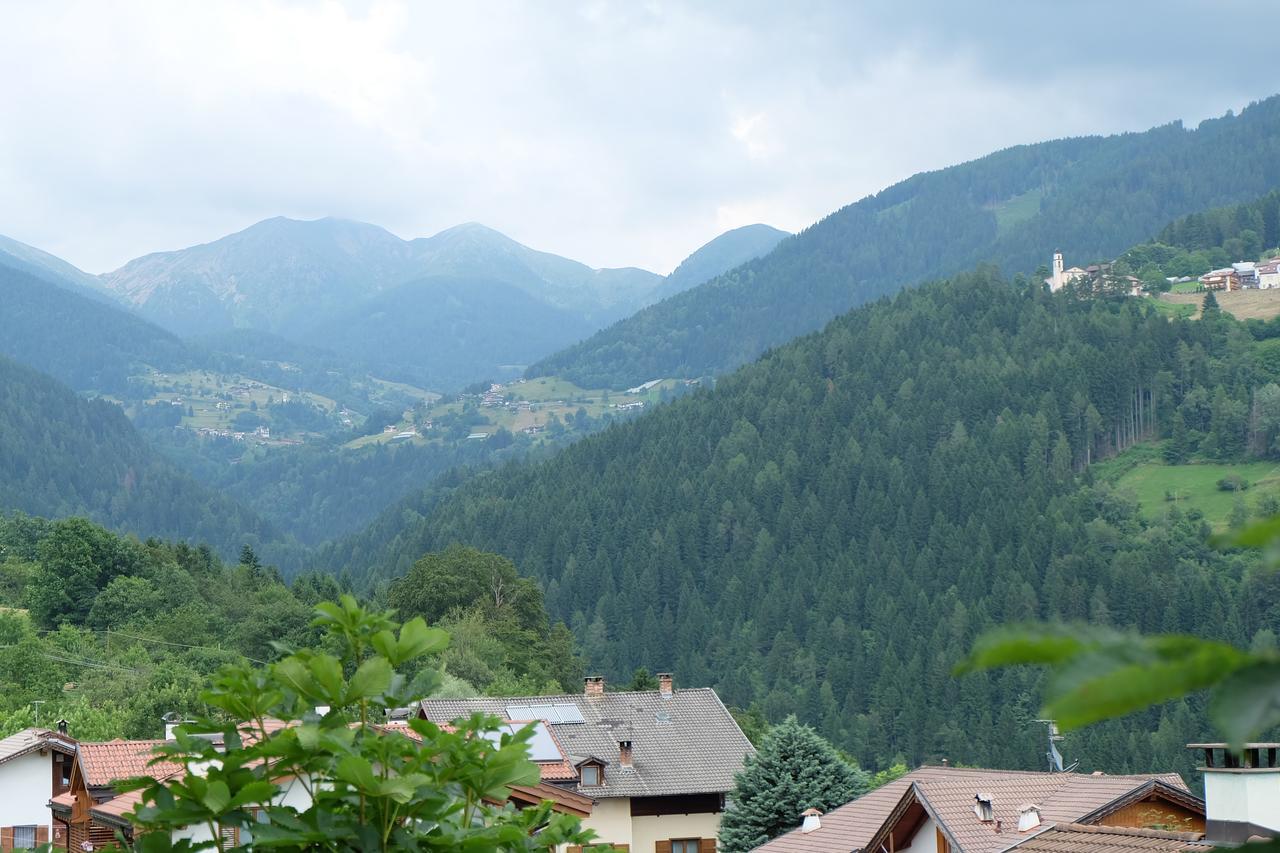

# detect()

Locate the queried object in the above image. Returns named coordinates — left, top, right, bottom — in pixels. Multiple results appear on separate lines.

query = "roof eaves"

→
left=1074, top=780, right=1204, bottom=826
left=862, top=782, right=945, bottom=853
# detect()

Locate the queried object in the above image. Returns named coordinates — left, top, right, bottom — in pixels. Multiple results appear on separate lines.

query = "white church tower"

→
left=1050, top=251, right=1065, bottom=292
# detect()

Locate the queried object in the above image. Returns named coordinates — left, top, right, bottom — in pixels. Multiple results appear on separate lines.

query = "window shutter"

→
left=2, top=826, right=14, bottom=850
left=656, top=842, right=672, bottom=853
left=699, top=840, right=717, bottom=853
left=567, top=847, right=583, bottom=853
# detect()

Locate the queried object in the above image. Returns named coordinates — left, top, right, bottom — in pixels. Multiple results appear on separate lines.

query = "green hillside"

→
left=325, top=269, right=1279, bottom=779
left=0, top=354, right=288, bottom=560
left=0, top=265, right=194, bottom=394
left=529, top=96, right=1280, bottom=389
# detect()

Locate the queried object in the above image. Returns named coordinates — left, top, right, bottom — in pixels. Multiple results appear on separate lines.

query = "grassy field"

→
left=1158, top=290, right=1280, bottom=321
left=1096, top=443, right=1280, bottom=529
left=1150, top=298, right=1196, bottom=319
left=990, top=187, right=1044, bottom=237
left=1169, top=281, right=1202, bottom=294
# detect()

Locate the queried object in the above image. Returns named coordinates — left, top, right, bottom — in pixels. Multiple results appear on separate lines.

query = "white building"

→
left=0, top=726, right=76, bottom=849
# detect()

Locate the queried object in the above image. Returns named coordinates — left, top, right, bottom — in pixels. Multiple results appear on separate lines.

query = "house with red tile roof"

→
left=755, top=766, right=1203, bottom=853
left=48, top=719, right=594, bottom=849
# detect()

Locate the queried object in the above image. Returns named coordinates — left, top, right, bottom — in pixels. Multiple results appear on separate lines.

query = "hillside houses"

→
left=1198, top=257, right=1280, bottom=290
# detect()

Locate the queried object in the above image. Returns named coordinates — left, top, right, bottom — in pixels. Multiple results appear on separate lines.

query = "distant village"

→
left=1047, top=252, right=1280, bottom=295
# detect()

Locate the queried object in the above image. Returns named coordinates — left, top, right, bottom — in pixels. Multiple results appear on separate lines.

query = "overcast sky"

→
left=2, top=1, right=1278, bottom=275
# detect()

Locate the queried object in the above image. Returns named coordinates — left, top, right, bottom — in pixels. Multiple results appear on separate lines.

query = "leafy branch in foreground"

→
left=114, top=595, right=592, bottom=851
left=957, top=516, right=1280, bottom=747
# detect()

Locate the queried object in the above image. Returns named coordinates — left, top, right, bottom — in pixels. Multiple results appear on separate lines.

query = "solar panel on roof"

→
left=528, top=704, right=557, bottom=721
left=505, top=705, right=533, bottom=720
left=554, top=703, right=585, bottom=723
left=525, top=722, right=561, bottom=762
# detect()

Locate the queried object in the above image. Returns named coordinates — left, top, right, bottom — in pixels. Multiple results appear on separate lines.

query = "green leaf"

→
left=308, top=654, right=345, bottom=702
left=1046, top=637, right=1248, bottom=729
left=954, top=624, right=1092, bottom=674
left=201, top=780, right=231, bottom=814
left=347, top=656, right=393, bottom=702
left=1210, top=660, right=1280, bottom=746
left=397, top=617, right=449, bottom=662
left=1215, top=515, right=1280, bottom=548
left=334, top=755, right=379, bottom=792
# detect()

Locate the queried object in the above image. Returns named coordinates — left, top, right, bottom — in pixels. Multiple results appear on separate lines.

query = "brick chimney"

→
left=584, top=676, right=605, bottom=697
left=657, top=672, right=673, bottom=698
left=618, top=739, right=633, bottom=769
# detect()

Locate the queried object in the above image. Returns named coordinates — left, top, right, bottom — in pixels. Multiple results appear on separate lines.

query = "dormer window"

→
left=580, top=762, right=603, bottom=786
left=974, top=792, right=994, bottom=822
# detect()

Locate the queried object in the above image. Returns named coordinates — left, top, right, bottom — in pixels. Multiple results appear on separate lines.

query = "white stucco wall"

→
left=580, top=798, right=634, bottom=846
left=899, top=816, right=940, bottom=853
left=632, top=810, right=722, bottom=851
left=0, top=750, right=53, bottom=833
left=1204, top=771, right=1280, bottom=831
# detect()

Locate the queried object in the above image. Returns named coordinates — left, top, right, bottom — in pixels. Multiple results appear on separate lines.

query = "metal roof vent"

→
left=974, top=792, right=994, bottom=822
left=801, top=807, right=822, bottom=833
left=1018, top=803, right=1041, bottom=832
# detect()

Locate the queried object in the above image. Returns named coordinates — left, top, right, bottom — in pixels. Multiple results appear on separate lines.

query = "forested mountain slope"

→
left=0, top=265, right=194, bottom=394
left=530, top=96, right=1280, bottom=388
left=329, top=271, right=1271, bottom=777
left=301, top=274, right=596, bottom=389
left=0, top=354, right=283, bottom=558
left=654, top=223, right=788, bottom=301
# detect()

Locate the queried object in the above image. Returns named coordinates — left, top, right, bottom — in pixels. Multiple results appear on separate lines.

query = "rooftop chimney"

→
left=658, top=672, right=673, bottom=698
left=56, top=719, right=68, bottom=735
left=584, top=676, right=605, bottom=697
left=974, top=793, right=994, bottom=823
left=1017, top=804, right=1041, bottom=832
left=1191, top=742, right=1280, bottom=842
left=801, top=808, right=822, bottom=834
left=618, top=739, right=633, bottom=769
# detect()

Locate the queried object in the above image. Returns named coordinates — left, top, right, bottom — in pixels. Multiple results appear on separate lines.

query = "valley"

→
left=3, top=44, right=1280, bottom=848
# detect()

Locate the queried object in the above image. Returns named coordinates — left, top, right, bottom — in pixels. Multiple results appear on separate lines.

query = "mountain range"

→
left=0, top=217, right=787, bottom=391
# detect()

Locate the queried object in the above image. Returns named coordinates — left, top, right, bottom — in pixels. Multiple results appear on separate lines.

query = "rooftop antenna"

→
left=1034, top=719, right=1078, bottom=773
left=32, top=700, right=44, bottom=727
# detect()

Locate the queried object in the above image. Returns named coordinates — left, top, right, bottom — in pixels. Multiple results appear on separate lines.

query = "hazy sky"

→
left=2, top=1, right=1278, bottom=275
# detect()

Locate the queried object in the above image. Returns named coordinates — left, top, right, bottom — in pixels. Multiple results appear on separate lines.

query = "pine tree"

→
left=719, top=716, right=871, bottom=852
left=1202, top=289, right=1220, bottom=312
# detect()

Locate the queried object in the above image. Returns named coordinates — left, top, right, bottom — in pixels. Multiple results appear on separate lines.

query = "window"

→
left=672, top=840, right=700, bottom=853
left=580, top=763, right=602, bottom=786
left=13, top=826, right=37, bottom=849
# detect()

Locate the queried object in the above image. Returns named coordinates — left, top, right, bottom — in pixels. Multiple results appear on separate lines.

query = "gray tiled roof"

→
left=0, top=727, right=75, bottom=767
left=419, top=687, right=754, bottom=799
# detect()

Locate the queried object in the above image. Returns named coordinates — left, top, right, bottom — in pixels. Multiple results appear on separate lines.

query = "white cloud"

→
left=0, top=1, right=1276, bottom=275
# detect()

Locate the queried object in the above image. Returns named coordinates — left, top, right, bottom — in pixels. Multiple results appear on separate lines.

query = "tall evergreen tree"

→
left=720, top=716, right=871, bottom=852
